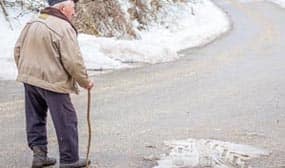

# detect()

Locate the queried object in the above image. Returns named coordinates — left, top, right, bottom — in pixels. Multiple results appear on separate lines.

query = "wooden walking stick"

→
left=86, top=89, right=92, bottom=168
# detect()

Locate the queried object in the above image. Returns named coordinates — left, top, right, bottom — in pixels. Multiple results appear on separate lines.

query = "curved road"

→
left=0, top=1, right=284, bottom=167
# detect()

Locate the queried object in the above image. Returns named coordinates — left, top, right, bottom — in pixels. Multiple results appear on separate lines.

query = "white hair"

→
left=52, top=0, right=74, bottom=8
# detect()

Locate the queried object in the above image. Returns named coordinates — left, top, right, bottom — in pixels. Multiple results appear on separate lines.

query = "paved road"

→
left=0, top=0, right=284, bottom=168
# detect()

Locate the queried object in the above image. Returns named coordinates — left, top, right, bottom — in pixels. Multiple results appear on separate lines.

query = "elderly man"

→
left=14, top=0, right=94, bottom=167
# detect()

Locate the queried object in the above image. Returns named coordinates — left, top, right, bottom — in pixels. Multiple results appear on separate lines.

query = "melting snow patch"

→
left=154, top=139, right=270, bottom=168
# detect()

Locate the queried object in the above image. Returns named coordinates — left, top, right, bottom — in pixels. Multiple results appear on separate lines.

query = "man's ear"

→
left=59, top=6, right=65, bottom=12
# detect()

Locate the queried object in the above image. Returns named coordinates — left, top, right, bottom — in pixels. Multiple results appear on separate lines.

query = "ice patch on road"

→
left=154, top=139, right=270, bottom=168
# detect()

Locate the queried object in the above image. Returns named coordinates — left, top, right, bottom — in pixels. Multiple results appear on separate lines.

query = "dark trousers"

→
left=24, top=83, right=79, bottom=163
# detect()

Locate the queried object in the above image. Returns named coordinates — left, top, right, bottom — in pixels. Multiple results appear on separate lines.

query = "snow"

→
left=154, top=138, right=270, bottom=168
left=0, top=7, right=35, bottom=80
left=79, top=0, right=231, bottom=65
left=0, top=0, right=231, bottom=80
left=79, top=34, right=178, bottom=64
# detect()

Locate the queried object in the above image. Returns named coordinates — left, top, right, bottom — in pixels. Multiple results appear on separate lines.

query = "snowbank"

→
left=79, top=0, right=230, bottom=65
left=0, top=7, right=34, bottom=80
left=0, top=0, right=231, bottom=80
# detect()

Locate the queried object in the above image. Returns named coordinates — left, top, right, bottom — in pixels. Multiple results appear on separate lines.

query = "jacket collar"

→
left=40, top=7, right=78, bottom=34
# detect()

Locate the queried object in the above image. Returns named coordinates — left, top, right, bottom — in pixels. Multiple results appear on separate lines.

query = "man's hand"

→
left=86, top=80, right=94, bottom=90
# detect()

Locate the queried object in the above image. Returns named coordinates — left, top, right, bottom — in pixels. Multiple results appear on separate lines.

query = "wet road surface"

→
left=0, top=0, right=284, bottom=167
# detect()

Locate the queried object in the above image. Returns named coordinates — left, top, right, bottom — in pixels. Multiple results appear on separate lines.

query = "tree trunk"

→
left=0, top=0, right=13, bottom=30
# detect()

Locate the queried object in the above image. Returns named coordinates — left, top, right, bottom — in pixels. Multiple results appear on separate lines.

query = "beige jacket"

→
left=14, top=13, right=89, bottom=94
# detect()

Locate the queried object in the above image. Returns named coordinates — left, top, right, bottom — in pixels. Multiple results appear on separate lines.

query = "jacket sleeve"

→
left=14, top=24, right=29, bottom=67
left=59, top=27, right=89, bottom=88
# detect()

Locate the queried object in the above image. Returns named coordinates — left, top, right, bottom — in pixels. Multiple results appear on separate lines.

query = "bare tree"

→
left=0, top=0, right=13, bottom=30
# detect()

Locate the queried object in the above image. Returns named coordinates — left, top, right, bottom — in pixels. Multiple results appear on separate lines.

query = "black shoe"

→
left=31, top=146, right=56, bottom=168
left=59, top=159, right=91, bottom=168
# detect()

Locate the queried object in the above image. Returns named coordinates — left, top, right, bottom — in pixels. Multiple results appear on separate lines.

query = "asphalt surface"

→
left=0, top=0, right=284, bottom=168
